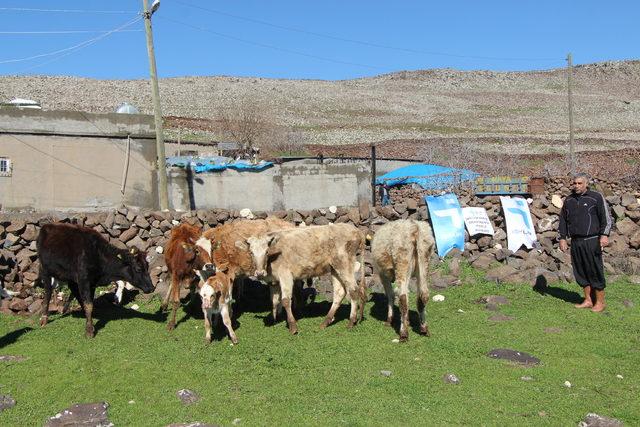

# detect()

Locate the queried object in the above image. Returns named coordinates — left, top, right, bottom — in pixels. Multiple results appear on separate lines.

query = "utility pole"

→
left=567, top=52, right=575, bottom=176
left=142, top=0, right=169, bottom=210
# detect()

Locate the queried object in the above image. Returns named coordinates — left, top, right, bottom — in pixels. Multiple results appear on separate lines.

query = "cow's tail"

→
left=357, top=230, right=367, bottom=323
left=414, top=222, right=432, bottom=295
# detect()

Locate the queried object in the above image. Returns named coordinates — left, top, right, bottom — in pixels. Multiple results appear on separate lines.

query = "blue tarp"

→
left=166, top=156, right=273, bottom=173
left=375, top=164, right=479, bottom=190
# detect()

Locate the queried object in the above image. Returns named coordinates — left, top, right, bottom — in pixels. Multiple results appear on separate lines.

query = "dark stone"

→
left=177, top=389, right=200, bottom=405
left=544, top=327, right=563, bottom=334
left=442, top=373, right=460, bottom=384
left=45, top=402, right=111, bottom=427
left=487, top=348, right=540, bottom=365
left=488, top=314, right=514, bottom=322
left=0, top=355, right=28, bottom=362
left=0, top=395, right=16, bottom=412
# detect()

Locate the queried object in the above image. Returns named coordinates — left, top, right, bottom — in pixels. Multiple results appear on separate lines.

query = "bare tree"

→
left=218, top=99, right=271, bottom=158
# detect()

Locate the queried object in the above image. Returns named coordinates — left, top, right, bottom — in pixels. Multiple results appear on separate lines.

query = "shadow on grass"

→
left=0, top=327, right=34, bottom=348
left=532, top=275, right=582, bottom=304
left=368, top=292, right=429, bottom=336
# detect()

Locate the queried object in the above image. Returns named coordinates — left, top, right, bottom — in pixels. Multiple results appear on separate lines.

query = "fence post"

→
left=371, top=144, right=377, bottom=206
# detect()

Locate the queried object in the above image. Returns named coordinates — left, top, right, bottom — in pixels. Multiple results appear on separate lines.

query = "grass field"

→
left=1, top=270, right=639, bottom=426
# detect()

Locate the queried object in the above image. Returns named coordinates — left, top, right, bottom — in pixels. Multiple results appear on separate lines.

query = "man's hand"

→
left=559, top=239, right=568, bottom=252
left=600, top=235, right=609, bottom=249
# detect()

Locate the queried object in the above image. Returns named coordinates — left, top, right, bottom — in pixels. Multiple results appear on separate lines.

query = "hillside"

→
left=1, top=60, right=639, bottom=176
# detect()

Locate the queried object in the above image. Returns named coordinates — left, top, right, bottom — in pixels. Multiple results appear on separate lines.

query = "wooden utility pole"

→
left=567, top=53, right=575, bottom=176
left=371, top=144, right=377, bottom=206
left=143, top=0, right=169, bottom=210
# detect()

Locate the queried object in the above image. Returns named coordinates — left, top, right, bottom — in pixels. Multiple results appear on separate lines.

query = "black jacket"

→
left=558, top=189, right=612, bottom=239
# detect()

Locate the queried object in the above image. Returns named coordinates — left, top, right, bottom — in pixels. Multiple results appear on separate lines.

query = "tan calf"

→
left=196, top=270, right=237, bottom=344
left=247, top=223, right=366, bottom=335
left=371, top=219, right=435, bottom=342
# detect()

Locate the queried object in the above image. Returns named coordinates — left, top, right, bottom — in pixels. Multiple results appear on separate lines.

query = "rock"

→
left=21, top=224, right=38, bottom=241
left=544, top=327, right=563, bottom=334
left=239, top=208, right=253, bottom=219
left=611, top=204, right=626, bottom=219
left=0, top=395, right=16, bottom=412
left=313, top=217, right=330, bottom=226
left=168, top=423, right=218, bottom=427
left=629, top=230, right=640, bottom=249
left=487, top=348, right=540, bottom=365
left=472, top=254, right=495, bottom=270
left=616, top=218, right=639, bottom=235
left=432, top=294, right=445, bottom=302
left=6, top=221, right=26, bottom=234
left=536, top=216, right=557, bottom=232
left=622, top=299, right=634, bottom=308
left=485, top=265, right=518, bottom=283
left=578, top=413, right=623, bottom=427
left=45, top=402, right=111, bottom=427
left=134, top=216, right=151, bottom=229
left=551, top=194, right=563, bottom=209
left=520, top=376, right=534, bottom=381
left=406, top=199, right=418, bottom=211
left=380, top=370, right=392, bottom=377
left=119, top=227, right=138, bottom=243
left=443, top=373, right=460, bottom=384
left=358, top=199, right=370, bottom=221
left=629, top=275, right=640, bottom=285
left=0, top=355, right=28, bottom=362
left=3, top=233, right=19, bottom=248
left=126, top=235, right=148, bottom=251
left=449, top=257, right=460, bottom=277
left=620, top=193, right=636, bottom=207
left=176, top=389, right=200, bottom=405
left=9, top=298, right=28, bottom=312
left=328, top=205, right=337, bottom=214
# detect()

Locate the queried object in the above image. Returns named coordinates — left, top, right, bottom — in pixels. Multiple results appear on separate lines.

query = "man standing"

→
left=558, top=173, right=612, bottom=312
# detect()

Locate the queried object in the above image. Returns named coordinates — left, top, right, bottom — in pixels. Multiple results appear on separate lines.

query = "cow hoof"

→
left=231, top=338, right=239, bottom=345
left=289, top=326, right=299, bottom=335
left=204, top=337, right=212, bottom=345
left=85, top=329, right=95, bottom=338
left=399, top=334, right=408, bottom=343
left=347, top=319, right=355, bottom=329
left=384, top=320, right=393, bottom=328
left=167, top=323, right=175, bottom=331
left=40, top=316, right=48, bottom=327
left=420, top=325, right=431, bottom=337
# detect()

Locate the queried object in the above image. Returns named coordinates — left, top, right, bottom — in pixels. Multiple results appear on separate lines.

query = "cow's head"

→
left=246, top=233, right=281, bottom=278
left=195, top=270, right=228, bottom=310
left=118, top=247, right=154, bottom=293
left=193, top=236, right=216, bottom=272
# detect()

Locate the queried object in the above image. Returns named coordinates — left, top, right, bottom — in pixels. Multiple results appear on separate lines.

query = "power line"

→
left=0, top=30, right=142, bottom=35
left=158, top=16, right=382, bottom=71
left=0, top=7, right=137, bottom=14
left=174, top=1, right=562, bottom=63
left=0, top=16, right=141, bottom=65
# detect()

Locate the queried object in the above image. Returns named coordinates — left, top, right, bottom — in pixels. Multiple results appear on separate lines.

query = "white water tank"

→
left=116, top=102, right=140, bottom=114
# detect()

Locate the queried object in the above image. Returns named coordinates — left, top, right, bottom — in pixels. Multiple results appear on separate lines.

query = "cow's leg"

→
left=203, top=308, right=212, bottom=344
left=379, top=269, right=395, bottom=327
left=78, top=283, right=95, bottom=338
left=279, top=274, right=298, bottom=335
left=396, top=266, right=412, bottom=343
left=221, top=303, right=238, bottom=344
left=39, top=274, right=54, bottom=327
left=269, top=283, right=282, bottom=323
left=167, top=275, right=182, bottom=331
left=64, top=282, right=83, bottom=314
left=320, top=274, right=346, bottom=329
left=292, top=279, right=305, bottom=316
left=415, top=264, right=431, bottom=337
left=334, top=265, right=361, bottom=329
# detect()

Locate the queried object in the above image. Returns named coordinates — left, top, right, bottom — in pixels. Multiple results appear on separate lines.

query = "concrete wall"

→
left=0, top=109, right=158, bottom=211
left=168, top=160, right=371, bottom=211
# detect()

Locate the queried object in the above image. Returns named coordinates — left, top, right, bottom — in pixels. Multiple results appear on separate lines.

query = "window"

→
left=0, top=157, right=11, bottom=177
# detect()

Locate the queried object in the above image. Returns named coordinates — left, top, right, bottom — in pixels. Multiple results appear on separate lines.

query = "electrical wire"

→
left=174, top=1, right=562, bottom=63
left=0, top=30, right=141, bottom=34
left=0, top=7, right=137, bottom=14
left=0, top=16, right=141, bottom=65
left=158, top=16, right=382, bottom=71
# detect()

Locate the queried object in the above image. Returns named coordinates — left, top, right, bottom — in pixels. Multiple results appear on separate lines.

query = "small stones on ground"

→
left=443, top=373, right=461, bottom=385
left=487, top=349, right=540, bottom=365
left=578, top=413, right=624, bottom=427
left=167, top=423, right=218, bottom=427
left=622, top=299, right=634, bottom=308
left=156, top=246, right=164, bottom=254
left=616, top=374, right=624, bottom=379
left=177, top=389, right=201, bottom=405
left=128, top=400, right=135, bottom=404
left=391, top=338, right=399, bottom=343
left=45, top=402, right=111, bottom=427
left=432, top=294, right=445, bottom=302
left=544, top=327, right=563, bottom=334
left=0, top=395, right=16, bottom=412
left=130, top=304, right=140, bottom=311
left=563, top=380, right=572, bottom=388
left=520, top=376, right=534, bottom=381
left=232, top=418, right=242, bottom=425
left=380, top=370, right=392, bottom=377
left=457, top=309, right=465, bottom=313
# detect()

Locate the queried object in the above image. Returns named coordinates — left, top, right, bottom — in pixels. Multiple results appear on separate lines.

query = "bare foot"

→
left=591, top=304, right=606, bottom=312
left=575, top=300, right=593, bottom=308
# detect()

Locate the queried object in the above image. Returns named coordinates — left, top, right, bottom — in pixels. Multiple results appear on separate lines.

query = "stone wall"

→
left=1, top=176, right=639, bottom=316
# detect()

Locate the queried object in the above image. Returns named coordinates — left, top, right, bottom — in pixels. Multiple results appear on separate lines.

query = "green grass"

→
left=1, top=273, right=639, bottom=426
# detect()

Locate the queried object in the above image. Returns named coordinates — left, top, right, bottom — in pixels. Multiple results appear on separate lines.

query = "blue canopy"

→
left=375, top=164, right=479, bottom=190
left=166, top=156, right=273, bottom=173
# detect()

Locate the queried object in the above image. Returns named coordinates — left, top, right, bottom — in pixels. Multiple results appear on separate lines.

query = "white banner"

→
left=462, top=207, right=494, bottom=236
left=500, top=196, right=538, bottom=252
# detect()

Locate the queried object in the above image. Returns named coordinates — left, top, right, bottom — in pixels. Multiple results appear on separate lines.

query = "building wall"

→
left=0, top=109, right=158, bottom=211
left=168, top=160, right=371, bottom=211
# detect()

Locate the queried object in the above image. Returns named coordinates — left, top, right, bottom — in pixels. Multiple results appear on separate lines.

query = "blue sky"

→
left=0, top=1, right=637, bottom=80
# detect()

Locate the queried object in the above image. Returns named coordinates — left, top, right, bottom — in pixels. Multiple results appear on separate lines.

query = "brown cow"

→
left=247, top=223, right=366, bottom=335
left=201, top=217, right=296, bottom=321
left=162, top=223, right=214, bottom=330
left=371, top=219, right=435, bottom=342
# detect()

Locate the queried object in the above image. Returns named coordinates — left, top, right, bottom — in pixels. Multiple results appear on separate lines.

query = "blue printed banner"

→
left=425, top=193, right=465, bottom=257
left=500, top=196, right=538, bottom=252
